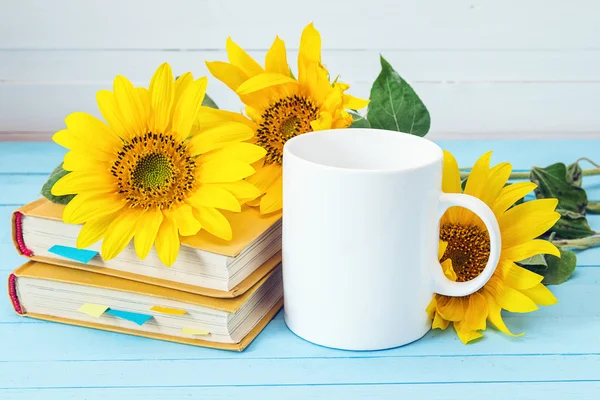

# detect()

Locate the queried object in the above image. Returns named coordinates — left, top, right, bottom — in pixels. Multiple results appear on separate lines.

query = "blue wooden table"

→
left=1, top=140, right=600, bottom=399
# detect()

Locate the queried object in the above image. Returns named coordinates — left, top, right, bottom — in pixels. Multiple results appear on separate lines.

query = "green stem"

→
left=552, top=236, right=600, bottom=250
left=459, top=167, right=600, bottom=180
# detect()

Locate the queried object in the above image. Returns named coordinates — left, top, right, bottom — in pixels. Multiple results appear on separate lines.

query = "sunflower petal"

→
left=436, top=296, right=467, bottom=321
left=149, top=63, right=174, bottom=134
left=63, top=194, right=125, bottom=225
left=226, top=37, right=264, bottom=77
left=463, top=292, right=488, bottom=331
left=174, top=72, right=193, bottom=105
left=51, top=169, right=115, bottom=196
left=188, top=184, right=241, bottom=212
left=63, top=150, right=104, bottom=171
left=441, top=258, right=457, bottom=281
left=499, top=260, right=544, bottom=290
left=265, top=36, right=289, bottom=75
left=246, top=163, right=281, bottom=193
left=197, top=106, right=256, bottom=129
left=260, top=177, right=283, bottom=214
left=114, top=75, right=147, bottom=136
left=482, top=289, right=524, bottom=337
left=438, top=240, right=448, bottom=260
left=492, top=182, right=537, bottom=217
left=101, top=209, right=141, bottom=260
left=53, top=129, right=115, bottom=162
left=133, top=209, right=164, bottom=260
left=298, top=23, right=321, bottom=65
left=168, top=204, right=202, bottom=236
left=155, top=216, right=180, bottom=266
left=520, top=284, right=558, bottom=306
left=96, top=90, right=128, bottom=137
left=485, top=276, right=538, bottom=313
left=310, top=111, right=333, bottom=131
left=205, top=61, right=249, bottom=92
left=502, top=239, right=561, bottom=261
left=197, top=142, right=266, bottom=165
left=236, top=73, right=297, bottom=96
left=480, top=162, right=512, bottom=207
left=432, top=312, right=450, bottom=330
left=193, top=206, right=232, bottom=240
left=343, top=94, right=370, bottom=110
left=454, top=322, right=484, bottom=344
left=188, top=122, right=255, bottom=155
left=215, top=181, right=261, bottom=202
left=172, top=77, right=208, bottom=141
left=76, top=213, right=116, bottom=249
left=65, top=112, right=121, bottom=150
left=499, top=199, right=560, bottom=247
left=197, top=160, right=255, bottom=183
left=426, top=296, right=437, bottom=318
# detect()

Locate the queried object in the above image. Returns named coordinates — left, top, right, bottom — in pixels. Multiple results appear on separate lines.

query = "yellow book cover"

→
left=13, top=198, right=282, bottom=298
left=8, top=261, right=283, bottom=351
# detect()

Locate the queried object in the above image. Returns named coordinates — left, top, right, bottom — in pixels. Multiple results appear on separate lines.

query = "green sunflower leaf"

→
left=517, top=254, right=548, bottom=269
left=349, top=111, right=371, bottom=128
left=522, top=249, right=577, bottom=285
left=566, top=161, right=583, bottom=187
left=41, top=163, right=75, bottom=205
left=201, top=93, right=219, bottom=109
left=367, top=55, right=430, bottom=136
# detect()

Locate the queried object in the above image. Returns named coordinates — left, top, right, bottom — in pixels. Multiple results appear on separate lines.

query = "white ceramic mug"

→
left=282, top=128, right=501, bottom=350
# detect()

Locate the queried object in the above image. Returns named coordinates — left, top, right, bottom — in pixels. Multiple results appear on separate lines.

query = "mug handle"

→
left=432, top=193, right=502, bottom=297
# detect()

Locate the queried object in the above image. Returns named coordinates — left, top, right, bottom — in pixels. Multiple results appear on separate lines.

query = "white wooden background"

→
left=1, top=0, right=600, bottom=140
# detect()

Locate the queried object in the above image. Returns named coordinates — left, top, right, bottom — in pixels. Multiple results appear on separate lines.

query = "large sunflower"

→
left=51, top=63, right=264, bottom=266
left=427, top=151, right=561, bottom=344
left=206, top=23, right=369, bottom=214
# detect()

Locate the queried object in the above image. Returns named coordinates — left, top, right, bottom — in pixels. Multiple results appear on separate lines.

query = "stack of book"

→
left=8, top=198, right=283, bottom=351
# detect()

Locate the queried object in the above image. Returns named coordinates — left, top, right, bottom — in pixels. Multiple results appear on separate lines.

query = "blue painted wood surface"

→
left=1, top=140, right=599, bottom=399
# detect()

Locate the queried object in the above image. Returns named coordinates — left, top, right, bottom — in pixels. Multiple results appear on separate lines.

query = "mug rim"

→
left=283, top=128, right=443, bottom=173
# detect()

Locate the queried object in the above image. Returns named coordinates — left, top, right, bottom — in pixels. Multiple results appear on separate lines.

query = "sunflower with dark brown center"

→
left=207, top=23, right=369, bottom=214
left=427, top=150, right=562, bottom=344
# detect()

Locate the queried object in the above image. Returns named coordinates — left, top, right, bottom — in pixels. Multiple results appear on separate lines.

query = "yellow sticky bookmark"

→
left=150, top=305, right=187, bottom=315
left=182, top=327, right=209, bottom=335
left=78, top=303, right=109, bottom=318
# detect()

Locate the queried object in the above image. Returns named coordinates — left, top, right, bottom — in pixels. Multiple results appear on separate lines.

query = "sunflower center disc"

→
left=440, top=223, right=491, bottom=282
left=133, top=153, right=173, bottom=190
left=256, top=95, right=319, bottom=165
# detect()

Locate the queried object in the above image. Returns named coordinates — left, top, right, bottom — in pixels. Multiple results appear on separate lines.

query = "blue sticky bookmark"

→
left=48, top=245, right=98, bottom=264
left=105, top=309, right=153, bottom=326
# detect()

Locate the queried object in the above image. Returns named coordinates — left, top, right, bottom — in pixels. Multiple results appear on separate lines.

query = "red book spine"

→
left=14, top=212, right=33, bottom=257
left=8, top=274, right=23, bottom=315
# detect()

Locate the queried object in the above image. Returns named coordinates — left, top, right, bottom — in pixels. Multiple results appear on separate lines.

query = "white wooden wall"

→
left=1, top=0, right=599, bottom=140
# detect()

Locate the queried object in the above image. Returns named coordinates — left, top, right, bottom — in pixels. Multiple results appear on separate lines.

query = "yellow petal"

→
left=197, top=160, right=255, bottom=183
left=480, top=162, right=512, bottom=207
left=260, top=176, right=283, bottom=214
left=113, top=75, right=147, bottom=137
left=492, top=182, right=537, bottom=217
left=172, top=77, right=208, bottom=141
left=432, top=312, right=450, bottom=330
left=426, top=296, right=437, bottom=318
left=485, top=276, right=538, bottom=313
left=265, top=36, right=289, bottom=75
left=310, top=111, right=332, bottom=131
left=226, top=37, right=264, bottom=77
left=442, top=150, right=462, bottom=193
left=520, top=283, right=558, bottom=306
left=502, top=239, right=561, bottom=261
left=188, top=184, right=241, bottom=212
left=454, top=322, right=484, bottom=344
left=168, top=204, right=202, bottom=236
left=101, top=209, right=142, bottom=260
left=51, top=169, right=116, bottom=196
left=298, top=23, right=322, bottom=65
left=343, top=94, right=370, bottom=110
left=463, top=292, right=488, bottom=331
left=96, top=90, right=128, bottom=137
left=193, top=206, right=232, bottom=240
left=246, top=162, right=281, bottom=193
left=214, top=181, right=261, bottom=202
left=198, top=142, right=266, bottom=165
left=463, top=151, right=492, bottom=198
left=188, top=122, right=255, bottom=155
left=205, top=61, right=248, bottom=92
left=65, top=112, right=122, bottom=150
left=155, top=216, right=180, bottom=266
left=197, top=106, right=256, bottom=130
left=76, top=213, right=116, bottom=249
left=499, top=199, right=560, bottom=248
left=436, top=296, right=467, bottom=321
left=53, top=129, right=114, bottom=162
left=441, top=258, right=457, bottom=281
left=236, top=73, right=297, bottom=96
left=63, top=150, right=104, bottom=171
left=137, top=87, right=152, bottom=124
left=482, top=289, right=524, bottom=337
left=63, top=193, right=125, bottom=224
left=174, top=72, right=193, bottom=105
left=438, top=240, right=448, bottom=260
left=499, top=260, right=544, bottom=290
left=149, top=63, right=174, bottom=134
left=133, top=209, right=164, bottom=260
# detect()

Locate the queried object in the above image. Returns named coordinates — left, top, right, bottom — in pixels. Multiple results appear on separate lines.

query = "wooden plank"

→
left=1, top=1, right=598, bottom=50
left=2, top=381, right=600, bottom=400
left=3, top=50, right=600, bottom=82
left=2, top=83, right=600, bottom=136
left=1, top=355, right=599, bottom=388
